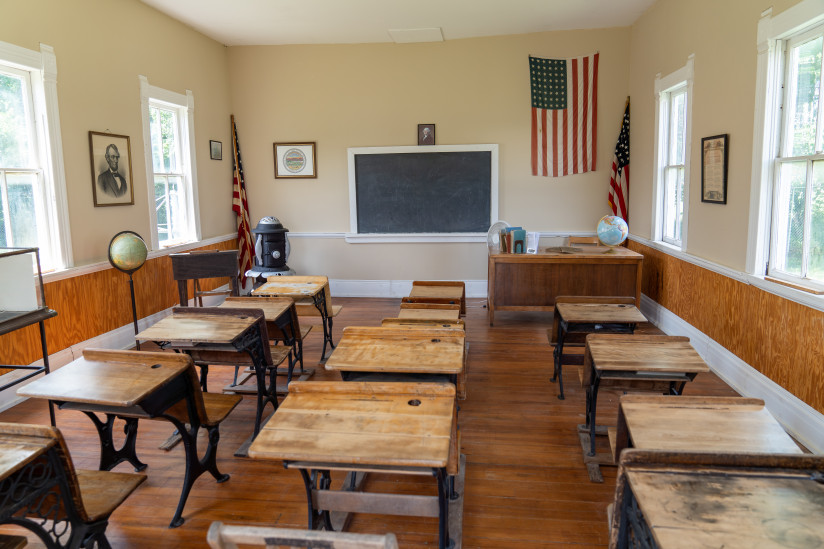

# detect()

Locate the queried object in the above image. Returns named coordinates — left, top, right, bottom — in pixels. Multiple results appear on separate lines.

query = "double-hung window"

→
left=139, top=76, right=200, bottom=249
left=653, top=56, right=694, bottom=250
left=769, top=27, right=824, bottom=285
left=0, top=42, right=70, bottom=271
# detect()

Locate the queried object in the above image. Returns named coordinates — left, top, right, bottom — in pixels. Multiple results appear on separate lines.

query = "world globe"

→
left=108, top=231, right=148, bottom=274
left=596, top=215, right=629, bottom=248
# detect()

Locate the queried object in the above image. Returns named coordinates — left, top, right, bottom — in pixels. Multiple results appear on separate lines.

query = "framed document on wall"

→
left=701, top=134, right=728, bottom=204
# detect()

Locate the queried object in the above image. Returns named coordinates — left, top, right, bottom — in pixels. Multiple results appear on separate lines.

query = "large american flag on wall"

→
left=608, top=100, right=630, bottom=221
left=231, top=116, right=254, bottom=287
left=530, top=53, right=599, bottom=177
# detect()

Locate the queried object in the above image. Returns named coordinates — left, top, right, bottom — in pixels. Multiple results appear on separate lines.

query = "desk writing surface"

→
left=248, top=381, right=455, bottom=468
left=325, top=327, right=464, bottom=375
left=218, top=297, right=292, bottom=319
left=18, top=352, right=191, bottom=407
left=0, top=432, right=55, bottom=480
left=409, top=286, right=464, bottom=300
left=555, top=303, right=647, bottom=324
left=397, top=308, right=461, bottom=321
left=626, top=468, right=824, bottom=549
left=252, top=280, right=324, bottom=298
left=587, top=337, right=709, bottom=374
left=621, top=396, right=803, bottom=454
left=135, top=312, right=257, bottom=345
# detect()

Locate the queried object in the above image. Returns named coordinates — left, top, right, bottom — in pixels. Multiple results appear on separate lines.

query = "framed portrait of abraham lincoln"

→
left=89, top=130, right=134, bottom=207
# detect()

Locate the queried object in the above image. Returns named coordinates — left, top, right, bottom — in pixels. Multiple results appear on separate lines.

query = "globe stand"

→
left=108, top=231, right=148, bottom=350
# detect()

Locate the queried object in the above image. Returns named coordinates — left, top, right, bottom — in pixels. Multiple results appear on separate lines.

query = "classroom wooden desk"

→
left=252, top=277, right=336, bottom=360
left=247, top=381, right=463, bottom=549
left=17, top=350, right=229, bottom=528
left=218, top=297, right=311, bottom=385
left=136, top=307, right=276, bottom=437
left=397, top=305, right=462, bottom=322
left=552, top=302, right=647, bottom=400
left=582, top=335, right=710, bottom=477
left=486, top=246, right=643, bottom=325
left=612, top=395, right=803, bottom=460
left=407, top=281, right=466, bottom=315
left=324, top=326, right=465, bottom=392
left=610, top=450, right=824, bottom=549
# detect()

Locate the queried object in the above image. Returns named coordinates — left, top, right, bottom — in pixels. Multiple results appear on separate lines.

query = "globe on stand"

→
left=108, top=231, right=148, bottom=347
left=596, top=215, right=629, bottom=253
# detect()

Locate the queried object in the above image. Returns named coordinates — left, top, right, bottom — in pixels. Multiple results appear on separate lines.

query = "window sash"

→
left=658, top=83, right=689, bottom=247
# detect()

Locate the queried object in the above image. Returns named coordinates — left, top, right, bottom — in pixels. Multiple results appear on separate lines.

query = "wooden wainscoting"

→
left=629, top=240, right=824, bottom=414
left=0, top=239, right=238, bottom=369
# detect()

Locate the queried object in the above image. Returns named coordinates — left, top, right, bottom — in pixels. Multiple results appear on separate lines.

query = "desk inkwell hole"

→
left=431, top=339, right=441, bottom=343
left=151, top=364, right=162, bottom=369
left=408, top=399, right=422, bottom=407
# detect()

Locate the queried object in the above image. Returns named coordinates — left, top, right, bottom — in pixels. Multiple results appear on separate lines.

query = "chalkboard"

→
left=348, top=145, right=498, bottom=235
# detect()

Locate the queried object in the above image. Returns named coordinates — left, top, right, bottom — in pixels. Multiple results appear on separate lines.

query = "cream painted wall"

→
left=227, top=29, right=630, bottom=280
left=628, top=0, right=804, bottom=271
left=2, top=0, right=234, bottom=266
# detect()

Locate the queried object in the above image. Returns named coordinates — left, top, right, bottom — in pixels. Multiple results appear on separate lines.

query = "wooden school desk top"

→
left=325, top=326, right=464, bottom=375
left=248, top=381, right=455, bottom=468
left=217, top=297, right=292, bottom=319
left=397, top=308, right=461, bottom=321
left=18, top=350, right=191, bottom=407
left=623, top=455, right=824, bottom=549
left=586, top=335, right=710, bottom=374
left=555, top=303, right=647, bottom=324
left=617, top=395, right=803, bottom=456
left=251, top=279, right=325, bottom=298
left=0, top=429, right=55, bottom=481
left=409, top=285, right=464, bottom=301
left=135, top=311, right=258, bottom=345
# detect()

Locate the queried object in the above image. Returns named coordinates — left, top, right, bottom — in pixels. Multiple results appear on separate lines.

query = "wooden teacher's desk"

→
left=17, top=349, right=234, bottom=528
left=486, top=246, right=642, bottom=325
left=248, top=381, right=462, bottom=549
left=611, top=451, right=824, bottom=549
left=613, top=395, right=803, bottom=460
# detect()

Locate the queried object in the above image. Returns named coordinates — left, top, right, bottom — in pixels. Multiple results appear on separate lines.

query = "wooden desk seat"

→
left=0, top=421, right=146, bottom=547
left=398, top=302, right=461, bottom=322
left=381, top=317, right=465, bottom=330
left=406, top=280, right=466, bottom=315
left=207, top=522, right=399, bottom=549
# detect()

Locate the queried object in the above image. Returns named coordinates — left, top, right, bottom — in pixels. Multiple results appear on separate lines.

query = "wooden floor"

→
left=0, top=297, right=738, bottom=548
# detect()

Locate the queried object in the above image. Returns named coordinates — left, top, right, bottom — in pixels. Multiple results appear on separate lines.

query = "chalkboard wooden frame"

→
left=346, top=144, right=498, bottom=243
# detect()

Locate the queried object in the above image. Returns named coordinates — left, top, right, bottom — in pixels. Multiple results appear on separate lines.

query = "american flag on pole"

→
left=530, top=53, right=599, bottom=177
left=608, top=100, right=630, bottom=221
left=231, top=116, right=254, bottom=287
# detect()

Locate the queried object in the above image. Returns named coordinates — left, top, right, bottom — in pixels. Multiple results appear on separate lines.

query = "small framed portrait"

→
left=418, top=124, right=436, bottom=146
left=274, top=142, right=317, bottom=178
left=209, top=140, right=222, bottom=160
left=89, top=131, right=134, bottom=207
left=701, top=134, right=728, bottom=204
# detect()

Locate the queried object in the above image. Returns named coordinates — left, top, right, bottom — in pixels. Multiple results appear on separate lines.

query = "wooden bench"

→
left=405, top=280, right=466, bottom=315
left=0, top=536, right=26, bottom=549
left=207, top=522, right=399, bottom=549
left=0, top=421, right=146, bottom=548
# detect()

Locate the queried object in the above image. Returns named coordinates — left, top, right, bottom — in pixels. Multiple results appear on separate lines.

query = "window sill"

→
left=764, top=276, right=824, bottom=295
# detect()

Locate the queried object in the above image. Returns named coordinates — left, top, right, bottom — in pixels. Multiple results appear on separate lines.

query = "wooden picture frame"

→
left=701, top=134, right=728, bottom=204
left=89, top=131, right=134, bottom=207
left=274, top=142, right=317, bottom=178
left=209, top=140, right=222, bottom=160
left=418, top=124, right=435, bottom=146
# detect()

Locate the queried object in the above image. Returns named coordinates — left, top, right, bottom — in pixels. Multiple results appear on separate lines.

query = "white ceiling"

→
left=139, top=0, right=656, bottom=46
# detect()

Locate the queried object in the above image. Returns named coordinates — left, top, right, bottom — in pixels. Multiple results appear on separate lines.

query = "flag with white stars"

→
left=529, top=53, right=599, bottom=177
left=608, top=101, right=630, bottom=221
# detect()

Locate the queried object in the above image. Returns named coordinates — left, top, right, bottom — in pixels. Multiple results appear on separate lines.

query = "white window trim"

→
left=651, top=54, right=694, bottom=251
left=138, top=75, right=201, bottom=250
left=748, top=1, right=824, bottom=276
left=0, top=41, right=72, bottom=269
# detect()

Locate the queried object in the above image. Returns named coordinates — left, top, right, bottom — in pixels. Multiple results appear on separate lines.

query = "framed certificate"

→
left=701, top=134, right=728, bottom=204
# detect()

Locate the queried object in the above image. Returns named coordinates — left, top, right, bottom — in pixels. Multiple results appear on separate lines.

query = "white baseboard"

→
left=640, top=294, right=824, bottom=453
left=0, top=291, right=226, bottom=414
left=329, top=279, right=487, bottom=298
